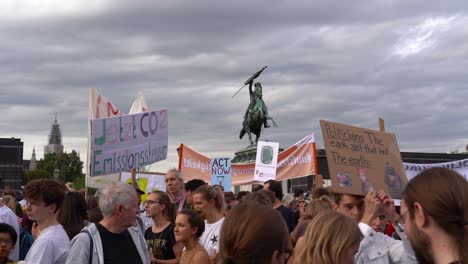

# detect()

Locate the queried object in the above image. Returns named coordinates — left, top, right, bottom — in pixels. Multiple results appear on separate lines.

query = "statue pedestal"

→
left=232, top=145, right=285, bottom=164
left=232, top=145, right=258, bottom=163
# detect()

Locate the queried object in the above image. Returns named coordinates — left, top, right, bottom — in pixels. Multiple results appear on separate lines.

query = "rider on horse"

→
left=243, top=81, right=271, bottom=128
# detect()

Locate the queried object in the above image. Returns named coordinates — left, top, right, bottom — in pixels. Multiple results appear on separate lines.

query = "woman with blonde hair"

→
left=295, top=210, right=362, bottom=264
left=291, top=196, right=332, bottom=245
left=192, top=185, right=226, bottom=257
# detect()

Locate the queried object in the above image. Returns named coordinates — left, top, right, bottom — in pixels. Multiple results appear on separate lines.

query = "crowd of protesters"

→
left=0, top=166, right=465, bottom=263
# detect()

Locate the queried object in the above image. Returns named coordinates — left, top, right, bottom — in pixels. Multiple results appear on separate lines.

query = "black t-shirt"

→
left=144, top=223, right=176, bottom=260
left=276, top=205, right=295, bottom=232
left=96, top=223, right=143, bottom=264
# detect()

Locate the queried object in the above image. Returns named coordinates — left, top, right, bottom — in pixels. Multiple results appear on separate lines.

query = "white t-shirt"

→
left=199, top=218, right=224, bottom=256
left=0, top=205, right=20, bottom=261
left=24, top=224, right=70, bottom=264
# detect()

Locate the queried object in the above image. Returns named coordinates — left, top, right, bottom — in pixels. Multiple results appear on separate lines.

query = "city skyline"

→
left=2, top=1, right=468, bottom=173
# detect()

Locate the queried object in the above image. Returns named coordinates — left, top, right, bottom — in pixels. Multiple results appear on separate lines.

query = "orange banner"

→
left=179, top=134, right=318, bottom=185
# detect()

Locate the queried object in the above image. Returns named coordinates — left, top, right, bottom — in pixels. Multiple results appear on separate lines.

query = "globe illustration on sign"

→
left=261, top=146, right=274, bottom=164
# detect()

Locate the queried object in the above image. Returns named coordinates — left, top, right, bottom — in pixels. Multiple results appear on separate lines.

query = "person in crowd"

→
left=282, top=193, right=295, bottom=210
left=264, top=180, right=295, bottom=232
left=291, top=197, right=333, bottom=246
left=236, top=191, right=250, bottom=201
left=402, top=167, right=468, bottom=264
left=192, top=185, right=225, bottom=257
left=0, top=196, right=19, bottom=262
left=294, top=199, right=307, bottom=223
left=165, top=169, right=189, bottom=212
left=174, top=210, right=209, bottom=264
left=132, top=184, right=147, bottom=234
left=311, top=187, right=333, bottom=200
left=2, top=187, right=23, bottom=219
left=18, top=224, right=32, bottom=261
left=23, top=179, right=70, bottom=264
left=241, top=189, right=275, bottom=207
left=66, top=182, right=150, bottom=264
left=144, top=190, right=183, bottom=263
left=184, top=179, right=207, bottom=209
left=0, top=223, right=17, bottom=264
left=58, top=191, right=89, bottom=240
left=65, top=182, right=75, bottom=192
left=293, top=189, right=304, bottom=201
left=223, top=192, right=238, bottom=216
left=86, top=196, right=103, bottom=223
left=295, top=210, right=362, bottom=264
left=2, top=195, right=23, bottom=220
left=217, top=201, right=292, bottom=264
left=251, top=184, right=263, bottom=193
left=333, top=191, right=417, bottom=264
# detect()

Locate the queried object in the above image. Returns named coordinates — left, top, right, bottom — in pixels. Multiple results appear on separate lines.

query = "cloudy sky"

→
left=2, top=0, right=468, bottom=173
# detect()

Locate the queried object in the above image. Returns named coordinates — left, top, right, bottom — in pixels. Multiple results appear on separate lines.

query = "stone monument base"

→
left=232, top=145, right=258, bottom=163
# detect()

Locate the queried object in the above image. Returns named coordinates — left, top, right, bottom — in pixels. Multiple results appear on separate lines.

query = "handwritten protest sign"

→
left=90, top=110, right=168, bottom=177
left=320, top=120, right=407, bottom=198
left=211, top=158, right=232, bottom=191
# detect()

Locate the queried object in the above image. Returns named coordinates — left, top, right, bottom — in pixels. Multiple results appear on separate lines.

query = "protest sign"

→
left=320, top=120, right=407, bottom=198
left=121, top=171, right=166, bottom=202
left=179, top=134, right=317, bottom=185
left=254, top=141, right=279, bottom=182
left=211, top=158, right=232, bottom=191
left=90, top=110, right=168, bottom=177
left=87, top=88, right=123, bottom=188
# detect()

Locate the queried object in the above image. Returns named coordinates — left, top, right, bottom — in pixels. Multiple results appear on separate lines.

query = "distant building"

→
left=44, top=113, right=64, bottom=155
left=29, top=147, right=37, bottom=170
left=0, top=138, right=23, bottom=190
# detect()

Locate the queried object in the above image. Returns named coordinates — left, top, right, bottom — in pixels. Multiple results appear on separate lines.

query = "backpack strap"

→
left=81, top=230, right=94, bottom=264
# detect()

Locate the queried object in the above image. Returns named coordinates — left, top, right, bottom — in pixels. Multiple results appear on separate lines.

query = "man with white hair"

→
left=66, top=182, right=150, bottom=264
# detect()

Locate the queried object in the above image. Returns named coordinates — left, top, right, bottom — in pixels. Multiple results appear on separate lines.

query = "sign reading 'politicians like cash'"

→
left=90, top=110, right=168, bottom=177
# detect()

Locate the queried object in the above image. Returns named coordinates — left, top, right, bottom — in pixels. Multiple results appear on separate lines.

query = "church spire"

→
left=30, top=146, right=37, bottom=170
left=44, top=114, right=64, bottom=155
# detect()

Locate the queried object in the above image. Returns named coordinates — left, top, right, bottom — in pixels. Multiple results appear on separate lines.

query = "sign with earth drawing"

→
left=254, top=141, right=279, bottom=182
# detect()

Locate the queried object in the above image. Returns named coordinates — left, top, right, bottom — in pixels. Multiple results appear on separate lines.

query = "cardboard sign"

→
left=90, top=110, right=168, bottom=176
left=254, top=141, right=279, bottom=182
left=210, top=158, right=232, bottom=191
left=320, top=120, right=407, bottom=198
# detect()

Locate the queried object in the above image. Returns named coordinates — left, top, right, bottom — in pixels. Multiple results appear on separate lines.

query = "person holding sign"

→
left=333, top=191, right=417, bottom=264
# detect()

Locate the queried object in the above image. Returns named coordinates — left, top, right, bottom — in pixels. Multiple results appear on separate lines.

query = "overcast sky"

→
left=2, top=0, right=468, bottom=173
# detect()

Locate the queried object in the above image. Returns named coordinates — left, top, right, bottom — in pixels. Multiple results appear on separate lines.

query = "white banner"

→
left=254, top=141, right=279, bottom=182
left=404, top=159, right=468, bottom=181
left=90, top=110, right=168, bottom=177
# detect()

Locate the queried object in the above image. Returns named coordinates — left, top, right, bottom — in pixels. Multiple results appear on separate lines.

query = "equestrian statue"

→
left=233, top=66, right=277, bottom=146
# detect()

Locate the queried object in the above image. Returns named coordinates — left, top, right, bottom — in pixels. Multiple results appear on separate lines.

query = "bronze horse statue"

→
left=239, top=82, right=277, bottom=145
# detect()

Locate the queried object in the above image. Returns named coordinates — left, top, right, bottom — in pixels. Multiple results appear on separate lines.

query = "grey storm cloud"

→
left=1, top=0, right=468, bottom=172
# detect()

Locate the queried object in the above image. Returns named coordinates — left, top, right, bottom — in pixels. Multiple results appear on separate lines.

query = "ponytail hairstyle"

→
left=150, top=190, right=176, bottom=222
left=193, top=185, right=225, bottom=213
